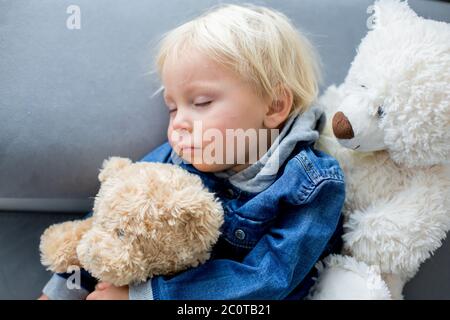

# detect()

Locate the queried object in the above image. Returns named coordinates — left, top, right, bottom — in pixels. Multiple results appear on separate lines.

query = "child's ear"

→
left=263, top=84, right=293, bottom=129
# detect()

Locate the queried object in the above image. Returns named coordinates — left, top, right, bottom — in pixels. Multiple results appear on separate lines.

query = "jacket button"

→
left=225, top=188, right=234, bottom=198
left=234, top=229, right=246, bottom=240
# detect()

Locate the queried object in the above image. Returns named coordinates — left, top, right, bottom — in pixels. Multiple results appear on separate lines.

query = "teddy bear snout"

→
left=332, top=111, right=355, bottom=140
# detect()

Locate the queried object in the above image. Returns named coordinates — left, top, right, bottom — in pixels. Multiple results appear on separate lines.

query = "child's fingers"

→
left=95, top=282, right=112, bottom=291
left=86, top=291, right=98, bottom=300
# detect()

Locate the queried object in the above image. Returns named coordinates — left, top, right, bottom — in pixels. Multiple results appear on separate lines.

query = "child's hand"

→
left=86, top=282, right=129, bottom=300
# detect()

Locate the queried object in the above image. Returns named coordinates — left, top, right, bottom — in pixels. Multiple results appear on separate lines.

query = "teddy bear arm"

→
left=342, top=184, right=449, bottom=279
left=40, top=217, right=93, bottom=273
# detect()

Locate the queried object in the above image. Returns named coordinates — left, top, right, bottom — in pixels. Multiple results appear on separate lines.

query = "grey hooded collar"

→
left=214, top=105, right=324, bottom=192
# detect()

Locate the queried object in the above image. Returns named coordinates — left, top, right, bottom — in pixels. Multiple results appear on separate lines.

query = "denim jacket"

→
left=128, top=141, right=345, bottom=300
left=43, top=112, right=345, bottom=300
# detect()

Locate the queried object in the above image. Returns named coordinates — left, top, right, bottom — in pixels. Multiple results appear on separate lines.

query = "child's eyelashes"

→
left=194, top=101, right=212, bottom=107
left=165, top=100, right=213, bottom=114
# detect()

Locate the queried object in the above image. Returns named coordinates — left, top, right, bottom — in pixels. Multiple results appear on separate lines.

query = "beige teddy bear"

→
left=40, top=157, right=224, bottom=286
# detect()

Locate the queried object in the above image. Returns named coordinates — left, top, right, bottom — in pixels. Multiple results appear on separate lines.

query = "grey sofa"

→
left=1, top=0, right=449, bottom=299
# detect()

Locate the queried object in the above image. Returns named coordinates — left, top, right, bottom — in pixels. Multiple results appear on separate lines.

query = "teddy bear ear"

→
left=370, top=0, right=418, bottom=30
left=98, top=157, right=132, bottom=183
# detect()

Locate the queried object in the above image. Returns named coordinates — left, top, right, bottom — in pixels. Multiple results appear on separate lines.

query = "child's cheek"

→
left=167, top=125, right=180, bottom=154
left=167, top=125, right=174, bottom=146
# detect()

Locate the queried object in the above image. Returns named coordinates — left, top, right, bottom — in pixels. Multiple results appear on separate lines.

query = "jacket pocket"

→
left=220, top=209, right=275, bottom=252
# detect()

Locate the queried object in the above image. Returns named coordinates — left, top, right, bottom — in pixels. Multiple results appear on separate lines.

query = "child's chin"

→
left=178, top=153, right=240, bottom=173
left=190, top=162, right=234, bottom=173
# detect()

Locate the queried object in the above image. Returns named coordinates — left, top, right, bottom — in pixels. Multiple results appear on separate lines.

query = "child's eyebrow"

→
left=163, top=82, right=220, bottom=101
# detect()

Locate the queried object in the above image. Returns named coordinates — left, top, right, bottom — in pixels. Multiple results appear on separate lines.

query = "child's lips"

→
left=180, top=146, right=200, bottom=152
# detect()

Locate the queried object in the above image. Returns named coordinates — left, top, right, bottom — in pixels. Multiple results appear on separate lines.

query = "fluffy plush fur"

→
left=309, top=0, right=450, bottom=299
left=40, top=157, right=224, bottom=286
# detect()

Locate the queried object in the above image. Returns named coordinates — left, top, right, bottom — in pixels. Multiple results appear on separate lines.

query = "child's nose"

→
left=171, top=109, right=193, bottom=132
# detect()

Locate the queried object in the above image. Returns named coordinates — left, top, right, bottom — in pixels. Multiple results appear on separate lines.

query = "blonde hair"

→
left=153, top=3, right=321, bottom=116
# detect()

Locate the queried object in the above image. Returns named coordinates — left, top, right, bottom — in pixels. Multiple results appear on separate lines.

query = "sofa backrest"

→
left=1, top=0, right=448, bottom=213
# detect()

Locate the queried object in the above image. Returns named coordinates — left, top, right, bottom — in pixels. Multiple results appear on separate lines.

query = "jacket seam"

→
left=223, top=236, right=255, bottom=249
left=294, top=153, right=320, bottom=185
left=301, top=176, right=344, bottom=204
left=226, top=209, right=278, bottom=224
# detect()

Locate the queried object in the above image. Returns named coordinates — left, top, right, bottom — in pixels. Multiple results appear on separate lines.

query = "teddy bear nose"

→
left=332, top=111, right=355, bottom=139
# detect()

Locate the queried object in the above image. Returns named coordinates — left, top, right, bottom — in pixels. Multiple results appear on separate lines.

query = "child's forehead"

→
left=162, top=52, right=241, bottom=96
left=163, top=81, right=222, bottom=99
left=163, top=50, right=221, bottom=79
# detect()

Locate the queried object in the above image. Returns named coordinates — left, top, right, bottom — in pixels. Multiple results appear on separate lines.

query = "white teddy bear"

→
left=309, top=0, right=450, bottom=300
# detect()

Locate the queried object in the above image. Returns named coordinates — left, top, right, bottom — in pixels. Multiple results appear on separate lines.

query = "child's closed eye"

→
left=194, top=101, right=212, bottom=107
